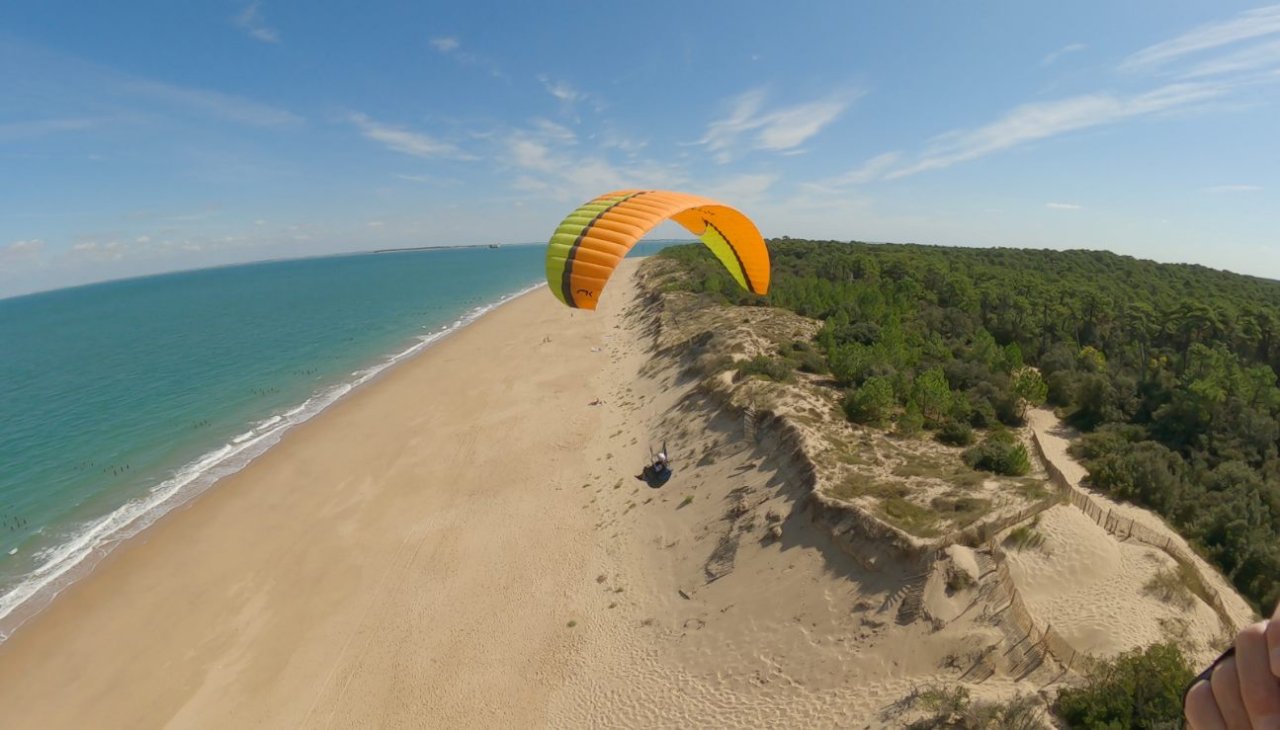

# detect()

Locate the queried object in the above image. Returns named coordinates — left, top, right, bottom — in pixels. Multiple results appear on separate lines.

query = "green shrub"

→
left=778, top=341, right=829, bottom=374
left=1053, top=642, right=1194, bottom=729
left=880, top=496, right=939, bottom=536
left=1005, top=523, right=1045, bottom=551
left=964, top=431, right=1031, bottom=476
left=897, top=401, right=925, bottom=436
left=931, top=495, right=991, bottom=527
left=937, top=420, right=975, bottom=446
left=735, top=355, right=793, bottom=383
left=908, top=686, right=1044, bottom=729
left=843, top=376, right=895, bottom=424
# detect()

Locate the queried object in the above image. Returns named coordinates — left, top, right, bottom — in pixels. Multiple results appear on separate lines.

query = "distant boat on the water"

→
left=488, top=244, right=501, bottom=249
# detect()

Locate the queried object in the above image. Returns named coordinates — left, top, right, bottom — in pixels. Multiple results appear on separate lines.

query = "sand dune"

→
left=1005, top=505, right=1221, bottom=660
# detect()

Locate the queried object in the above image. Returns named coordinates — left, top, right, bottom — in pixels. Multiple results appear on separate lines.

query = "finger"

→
left=1186, top=678, right=1227, bottom=730
left=1238, top=621, right=1280, bottom=728
left=1268, top=616, right=1280, bottom=680
left=1211, top=657, right=1252, bottom=729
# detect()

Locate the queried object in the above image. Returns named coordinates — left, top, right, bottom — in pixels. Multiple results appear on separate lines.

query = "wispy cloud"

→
left=1046, top=202, right=1083, bottom=210
left=1204, top=184, right=1261, bottom=193
left=234, top=2, right=280, bottom=44
left=428, top=36, right=503, bottom=78
left=829, top=152, right=901, bottom=185
left=68, top=240, right=129, bottom=263
left=349, top=112, right=474, bottom=159
left=501, top=121, right=684, bottom=202
left=0, top=117, right=108, bottom=142
left=699, top=88, right=859, bottom=163
left=0, top=239, right=45, bottom=268
left=1042, top=43, right=1086, bottom=66
left=538, top=75, right=581, bottom=104
left=886, top=82, right=1227, bottom=179
left=2, top=40, right=301, bottom=132
left=125, top=80, right=301, bottom=127
left=702, top=173, right=778, bottom=203
left=395, top=172, right=459, bottom=185
left=1120, top=4, right=1280, bottom=72
left=595, top=128, right=647, bottom=156
left=429, top=36, right=459, bottom=53
left=867, top=6, right=1280, bottom=182
left=532, top=118, right=576, bottom=144
left=1183, top=38, right=1280, bottom=78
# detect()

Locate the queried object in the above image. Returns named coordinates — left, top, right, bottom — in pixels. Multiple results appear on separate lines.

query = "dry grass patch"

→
left=1143, top=564, right=1198, bottom=610
left=879, top=496, right=941, bottom=537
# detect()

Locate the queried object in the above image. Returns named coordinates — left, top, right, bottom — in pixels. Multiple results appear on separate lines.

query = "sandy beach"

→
left=0, top=258, right=1248, bottom=729
left=0, top=263, right=641, bottom=728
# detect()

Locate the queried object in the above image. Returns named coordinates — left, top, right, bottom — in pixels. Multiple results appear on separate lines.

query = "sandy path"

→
left=1027, top=408, right=1257, bottom=632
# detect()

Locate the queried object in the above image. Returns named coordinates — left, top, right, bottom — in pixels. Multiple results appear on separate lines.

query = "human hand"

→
left=1185, top=604, right=1280, bottom=729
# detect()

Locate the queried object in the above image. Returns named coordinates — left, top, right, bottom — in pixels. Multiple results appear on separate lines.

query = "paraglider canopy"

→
left=545, top=189, right=771, bottom=310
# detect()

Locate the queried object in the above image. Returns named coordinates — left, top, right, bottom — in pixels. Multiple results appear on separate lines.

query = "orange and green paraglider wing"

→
left=545, top=189, right=770, bottom=310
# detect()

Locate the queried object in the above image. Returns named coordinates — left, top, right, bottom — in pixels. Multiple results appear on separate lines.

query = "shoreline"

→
left=0, top=280, right=547, bottom=644
left=0, top=265, right=629, bottom=727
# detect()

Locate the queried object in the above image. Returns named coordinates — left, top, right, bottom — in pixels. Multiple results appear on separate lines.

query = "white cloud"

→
left=1184, top=39, right=1280, bottom=78
left=1042, top=43, right=1086, bottom=66
left=234, top=2, right=280, bottom=44
left=427, top=37, right=503, bottom=78
left=349, top=112, right=474, bottom=159
left=702, top=173, right=778, bottom=203
left=886, top=82, right=1227, bottom=179
left=68, top=240, right=129, bottom=262
left=394, top=172, right=459, bottom=185
left=0, top=117, right=105, bottom=141
left=1121, top=4, right=1280, bottom=72
left=756, top=98, right=850, bottom=150
left=829, top=152, right=901, bottom=185
left=512, top=175, right=551, bottom=193
left=1046, top=202, right=1083, bottom=210
left=367, top=221, right=385, bottom=228
left=699, top=89, right=858, bottom=163
left=1204, top=184, right=1261, bottom=193
left=532, top=118, right=576, bottom=144
left=538, top=75, right=582, bottom=104
left=509, top=137, right=557, bottom=172
left=596, top=129, right=647, bottom=155
left=125, top=80, right=300, bottom=127
left=502, top=125, right=685, bottom=202
left=0, top=239, right=45, bottom=267
left=430, top=36, right=460, bottom=54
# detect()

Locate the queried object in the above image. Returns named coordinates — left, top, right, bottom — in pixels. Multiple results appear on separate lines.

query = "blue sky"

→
left=2, top=1, right=1278, bottom=297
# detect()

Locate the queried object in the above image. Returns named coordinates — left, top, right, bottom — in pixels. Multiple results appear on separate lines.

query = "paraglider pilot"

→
left=635, top=443, right=672, bottom=487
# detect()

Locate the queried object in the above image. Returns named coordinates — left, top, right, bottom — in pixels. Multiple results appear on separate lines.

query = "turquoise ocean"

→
left=0, top=241, right=675, bottom=638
